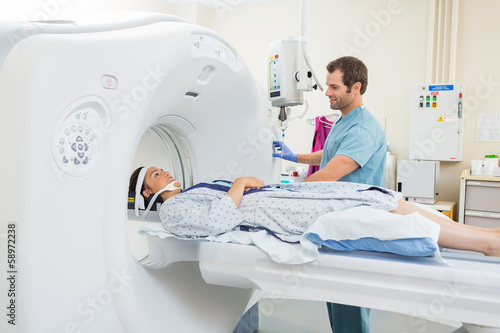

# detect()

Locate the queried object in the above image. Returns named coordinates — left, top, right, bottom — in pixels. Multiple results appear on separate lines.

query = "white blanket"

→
left=139, top=205, right=444, bottom=265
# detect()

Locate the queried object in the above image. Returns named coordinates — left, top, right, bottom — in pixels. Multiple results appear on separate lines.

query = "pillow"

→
left=303, top=205, right=441, bottom=257
left=306, top=234, right=437, bottom=257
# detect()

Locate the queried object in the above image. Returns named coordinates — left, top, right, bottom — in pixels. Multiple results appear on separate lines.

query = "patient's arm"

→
left=227, top=177, right=264, bottom=207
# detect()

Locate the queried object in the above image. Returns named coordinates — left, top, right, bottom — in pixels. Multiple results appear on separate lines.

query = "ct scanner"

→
left=1, top=12, right=500, bottom=333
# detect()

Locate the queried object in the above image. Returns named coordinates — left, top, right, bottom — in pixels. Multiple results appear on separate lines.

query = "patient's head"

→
left=129, top=166, right=181, bottom=203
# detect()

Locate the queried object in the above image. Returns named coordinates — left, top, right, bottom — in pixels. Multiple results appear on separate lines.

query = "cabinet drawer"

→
left=465, top=180, right=500, bottom=212
left=464, top=210, right=500, bottom=228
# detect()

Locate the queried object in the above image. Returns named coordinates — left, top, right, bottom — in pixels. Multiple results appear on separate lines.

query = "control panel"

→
left=269, top=55, right=280, bottom=97
left=409, top=84, right=464, bottom=161
left=52, top=96, right=111, bottom=176
left=267, top=38, right=303, bottom=108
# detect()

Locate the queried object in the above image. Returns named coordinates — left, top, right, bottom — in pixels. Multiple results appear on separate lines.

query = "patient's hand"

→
left=227, top=177, right=265, bottom=207
left=238, top=176, right=265, bottom=191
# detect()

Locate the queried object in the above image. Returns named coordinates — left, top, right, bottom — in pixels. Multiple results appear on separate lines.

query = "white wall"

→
left=209, top=0, right=500, bottom=206
left=2, top=0, right=499, bottom=206
left=209, top=0, right=429, bottom=185
left=454, top=0, right=500, bottom=194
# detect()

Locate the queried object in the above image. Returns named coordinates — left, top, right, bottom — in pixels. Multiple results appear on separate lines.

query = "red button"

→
left=275, top=54, right=279, bottom=59
left=459, top=92, right=463, bottom=98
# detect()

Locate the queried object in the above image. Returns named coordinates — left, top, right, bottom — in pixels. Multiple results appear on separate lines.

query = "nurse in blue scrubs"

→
left=273, top=56, right=386, bottom=333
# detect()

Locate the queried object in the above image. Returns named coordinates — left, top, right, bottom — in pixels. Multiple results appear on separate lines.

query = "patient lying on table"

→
left=130, top=166, right=500, bottom=258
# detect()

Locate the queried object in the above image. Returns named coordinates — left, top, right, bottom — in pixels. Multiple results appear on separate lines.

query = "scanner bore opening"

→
left=128, top=124, right=193, bottom=265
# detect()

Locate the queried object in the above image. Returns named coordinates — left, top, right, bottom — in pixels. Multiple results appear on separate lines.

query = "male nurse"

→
left=273, top=56, right=387, bottom=333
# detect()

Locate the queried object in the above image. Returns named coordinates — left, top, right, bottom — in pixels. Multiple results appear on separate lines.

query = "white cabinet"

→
left=459, top=170, right=500, bottom=228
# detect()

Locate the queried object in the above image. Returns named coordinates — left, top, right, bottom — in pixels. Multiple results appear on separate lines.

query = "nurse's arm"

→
left=302, top=154, right=359, bottom=182
left=296, top=150, right=323, bottom=165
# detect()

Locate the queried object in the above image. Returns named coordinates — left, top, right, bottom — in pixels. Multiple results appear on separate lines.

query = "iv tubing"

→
left=288, top=100, right=309, bottom=120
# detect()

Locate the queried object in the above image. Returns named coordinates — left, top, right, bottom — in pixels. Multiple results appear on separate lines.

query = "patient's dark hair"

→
left=129, top=166, right=150, bottom=205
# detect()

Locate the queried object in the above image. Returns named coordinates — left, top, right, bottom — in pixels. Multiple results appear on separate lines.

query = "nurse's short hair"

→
left=326, top=56, right=368, bottom=95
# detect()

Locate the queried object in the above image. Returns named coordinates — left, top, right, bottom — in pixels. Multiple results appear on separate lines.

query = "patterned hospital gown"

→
left=160, top=181, right=401, bottom=238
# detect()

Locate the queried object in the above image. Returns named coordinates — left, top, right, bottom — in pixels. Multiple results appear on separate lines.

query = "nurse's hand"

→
left=272, top=141, right=298, bottom=162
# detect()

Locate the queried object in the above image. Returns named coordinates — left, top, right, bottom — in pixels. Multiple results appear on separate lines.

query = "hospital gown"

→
left=160, top=181, right=401, bottom=238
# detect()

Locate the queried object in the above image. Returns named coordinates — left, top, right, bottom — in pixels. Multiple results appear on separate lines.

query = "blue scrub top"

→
left=320, top=105, right=387, bottom=187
